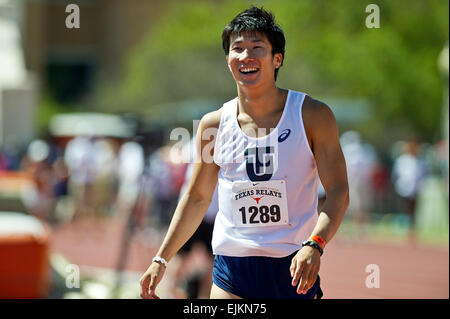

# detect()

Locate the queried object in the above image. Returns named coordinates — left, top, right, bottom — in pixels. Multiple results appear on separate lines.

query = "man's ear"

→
left=274, top=53, right=283, bottom=69
left=226, top=56, right=232, bottom=71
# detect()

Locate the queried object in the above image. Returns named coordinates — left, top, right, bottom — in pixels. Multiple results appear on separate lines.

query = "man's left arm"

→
left=290, top=97, right=350, bottom=295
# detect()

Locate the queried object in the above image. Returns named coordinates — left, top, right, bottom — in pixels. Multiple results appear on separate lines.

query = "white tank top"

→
left=212, top=89, right=319, bottom=257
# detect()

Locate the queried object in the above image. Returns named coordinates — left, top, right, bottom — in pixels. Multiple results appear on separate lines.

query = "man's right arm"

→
left=139, top=109, right=221, bottom=299
left=154, top=110, right=221, bottom=262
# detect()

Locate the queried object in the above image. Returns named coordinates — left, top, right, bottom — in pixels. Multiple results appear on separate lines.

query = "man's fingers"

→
left=149, top=290, right=160, bottom=299
left=141, top=291, right=160, bottom=299
left=291, top=260, right=304, bottom=287
left=290, top=260, right=296, bottom=278
left=298, top=267, right=319, bottom=294
left=304, top=269, right=318, bottom=293
left=148, top=275, right=158, bottom=294
left=139, top=275, right=150, bottom=298
left=308, top=269, right=318, bottom=292
left=297, top=267, right=311, bottom=294
left=140, top=272, right=160, bottom=299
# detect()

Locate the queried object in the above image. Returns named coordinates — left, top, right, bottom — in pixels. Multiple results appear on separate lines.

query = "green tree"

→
left=96, top=0, right=449, bottom=143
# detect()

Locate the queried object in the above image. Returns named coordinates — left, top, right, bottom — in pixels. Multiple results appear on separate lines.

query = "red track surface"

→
left=50, top=217, right=449, bottom=299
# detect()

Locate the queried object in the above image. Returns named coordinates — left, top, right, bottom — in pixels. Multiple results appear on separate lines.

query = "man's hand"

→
left=290, top=246, right=321, bottom=294
left=139, top=262, right=166, bottom=299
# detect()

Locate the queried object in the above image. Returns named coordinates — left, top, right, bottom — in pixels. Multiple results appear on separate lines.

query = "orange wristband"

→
left=311, top=235, right=326, bottom=249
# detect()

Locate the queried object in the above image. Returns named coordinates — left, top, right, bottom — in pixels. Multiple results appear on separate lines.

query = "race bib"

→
left=230, top=180, right=289, bottom=227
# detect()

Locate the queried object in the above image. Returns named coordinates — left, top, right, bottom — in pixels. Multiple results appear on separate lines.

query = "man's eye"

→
left=232, top=47, right=242, bottom=51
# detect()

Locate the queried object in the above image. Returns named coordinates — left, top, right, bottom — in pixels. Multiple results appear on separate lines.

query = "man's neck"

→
left=237, top=84, right=285, bottom=118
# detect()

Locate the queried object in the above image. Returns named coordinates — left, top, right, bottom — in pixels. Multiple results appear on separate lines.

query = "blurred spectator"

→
left=91, top=138, right=118, bottom=216
left=431, top=140, right=449, bottom=194
left=20, top=139, right=54, bottom=220
left=64, top=135, right=97, bottom=219
left=414, top=141, right=449, bottom=237
left=52, top=156, right=69, bottom=199
left=391, top=141, right=427, bottom=238
left=1, top=136, right=23, bottom=171
left=370, top=160, right=391, bottom=214
left=340, top=131, right=378, bottom=226
left=148, top=142, right=188, bottom=229
left=115, top=140, right=145, bottom=217
left=0, top=150, right=7, bottom=171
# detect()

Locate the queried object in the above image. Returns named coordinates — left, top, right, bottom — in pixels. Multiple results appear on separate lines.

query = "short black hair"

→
left=222, top=6, right=286, bottom=80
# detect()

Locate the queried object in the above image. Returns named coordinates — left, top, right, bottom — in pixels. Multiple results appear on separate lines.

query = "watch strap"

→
left=302, top=240, right=324, bottom=256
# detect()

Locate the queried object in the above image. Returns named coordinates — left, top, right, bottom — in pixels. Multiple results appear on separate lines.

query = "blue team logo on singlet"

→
left=278, top=129, right=291, bottom=143
left=244, top=146, right=274, bottom=181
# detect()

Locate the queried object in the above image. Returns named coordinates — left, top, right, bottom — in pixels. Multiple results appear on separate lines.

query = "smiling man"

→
left=140, top=6, right=349, bottom=300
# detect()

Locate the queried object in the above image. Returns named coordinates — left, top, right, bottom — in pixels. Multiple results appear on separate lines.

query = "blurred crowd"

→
left=0, top=133, right=185, bottom=228
left=0, top=129, right=448, bottom=230
left=0, top=128, right=448, bottom=298
left=332, top=131, right=448, bottom=240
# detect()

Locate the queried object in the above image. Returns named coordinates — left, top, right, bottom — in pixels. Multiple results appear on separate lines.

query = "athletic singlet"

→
left=211, top=89, right=319, bottom=257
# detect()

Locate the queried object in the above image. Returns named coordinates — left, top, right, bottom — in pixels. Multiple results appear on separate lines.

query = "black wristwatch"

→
left=302, top=240, right=323, bottom=256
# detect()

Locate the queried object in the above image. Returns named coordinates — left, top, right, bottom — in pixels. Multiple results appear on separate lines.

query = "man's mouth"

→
left=239, top=67, right=259, bottom=74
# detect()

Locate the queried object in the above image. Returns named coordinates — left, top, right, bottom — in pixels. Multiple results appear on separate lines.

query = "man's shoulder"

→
left=302, top=95, right=337, bottom=135
left=302, top=96, right=335, bottom=122
left=200, top=107, right=223, bottom=130
left=302, top=95, right=331, bottom=114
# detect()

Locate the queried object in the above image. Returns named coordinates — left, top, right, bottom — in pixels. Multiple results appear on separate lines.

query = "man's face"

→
left=226, top=31, right=282, bottom=88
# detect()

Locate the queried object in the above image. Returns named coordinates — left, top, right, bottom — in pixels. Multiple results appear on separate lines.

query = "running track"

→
left=50, top=217, right=449, bottom=299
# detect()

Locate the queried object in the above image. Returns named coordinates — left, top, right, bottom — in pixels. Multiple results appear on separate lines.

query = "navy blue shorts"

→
left=212, top=250, right=323, bottom=299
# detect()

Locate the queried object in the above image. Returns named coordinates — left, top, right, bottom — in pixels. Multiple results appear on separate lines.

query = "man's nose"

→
left=239, top=48, right=254, bottom=61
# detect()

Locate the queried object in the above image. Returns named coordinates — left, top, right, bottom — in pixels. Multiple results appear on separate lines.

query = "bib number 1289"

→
left=238, top=205, right=281, bottom=224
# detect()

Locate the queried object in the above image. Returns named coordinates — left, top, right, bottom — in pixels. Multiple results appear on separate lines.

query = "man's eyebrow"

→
left=231, top=39, right=265, bottom=45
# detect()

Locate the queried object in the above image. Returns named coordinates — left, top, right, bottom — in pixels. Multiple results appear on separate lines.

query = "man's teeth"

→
left=241, top=68, right=258, bottom=73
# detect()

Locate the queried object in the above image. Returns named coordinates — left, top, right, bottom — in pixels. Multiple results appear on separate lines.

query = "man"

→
left=171, top=137, right=218, bottom=298
left=140, top=6, right=349, bottom=299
